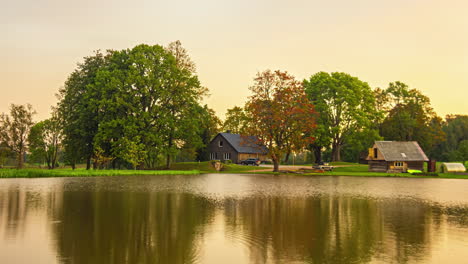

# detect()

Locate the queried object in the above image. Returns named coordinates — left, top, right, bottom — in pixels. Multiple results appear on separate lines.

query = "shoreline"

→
left=1, top=169, right=466, bottom=180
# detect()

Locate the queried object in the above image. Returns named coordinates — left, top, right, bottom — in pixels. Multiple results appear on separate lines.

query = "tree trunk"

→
left=313, top=145, right=322, bottom=164
left=165, top=133, right=174, bottom=169
left=165, top=154, right=171, bottom=170
left=332, top=143, right=341, bottom=162
left=284, top=151, right=291, bottom=163
left=17, top=150, right=24, bottom=169
left=272, top=158, right=280, bottom=172
left=71, top=162, right=76, bottom=170
left=86, top=156, right=91, bottom=170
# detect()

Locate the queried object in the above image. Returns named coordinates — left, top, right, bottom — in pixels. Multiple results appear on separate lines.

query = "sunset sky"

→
left=2, top=0, right=467, bottom=120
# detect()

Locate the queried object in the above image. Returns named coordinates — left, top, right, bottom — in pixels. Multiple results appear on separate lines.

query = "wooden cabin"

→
left=208, top=132, right=268, bottom=164
left=367, top=141, right=429, bottom=173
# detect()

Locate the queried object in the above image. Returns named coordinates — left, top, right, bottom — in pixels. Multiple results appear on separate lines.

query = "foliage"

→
left=0, top=142, right=13, bottom=168
left=223, top=106, right=248, bottom=134
left=432, top=115, right=468, bottom=161
left=245, top=70, right=316, bottom=172
left=58, top=50, right=109, bottom=169
left=0, top=104, right=36, bottom=168
left=192, top=105, right=222, bottom=161
left=92, top=43, right=206, bottom=169
left=379, top=82, right=445, bottom=155
left=457, top=140, right=468, bottom=165
left=304, top=72, right=380, bottom=162
left=57, top=42, right=210, bottom=170
left=28, top=110, right=63, bottom=169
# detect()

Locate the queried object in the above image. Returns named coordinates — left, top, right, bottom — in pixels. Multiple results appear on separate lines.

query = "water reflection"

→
left=0, top=175, right=467, bottom=264
left=51, top=191, right=214, bottom=263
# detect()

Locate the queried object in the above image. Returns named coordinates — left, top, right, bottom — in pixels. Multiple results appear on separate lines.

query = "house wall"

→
left=406, top=161, right=425, bottom=171
left=208, top=134, right=239, bottom=163
left=368, top=160, right=388, bottom=172
left=367, top=143, right=385, bottom=161
left=387, top=161, right=407, bottom=173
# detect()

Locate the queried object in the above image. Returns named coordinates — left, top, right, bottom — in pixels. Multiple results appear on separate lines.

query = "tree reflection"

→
left=223, top=195, right=450, bottom=264
left=50, top=188, right=214, bottom=264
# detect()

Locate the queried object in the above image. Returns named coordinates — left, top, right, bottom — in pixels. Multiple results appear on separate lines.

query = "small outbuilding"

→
left=367, top=141, right=429, bottom=173
left=208, top=132, right=268, bottom=164
left=441, top=163, right=466, bottom=173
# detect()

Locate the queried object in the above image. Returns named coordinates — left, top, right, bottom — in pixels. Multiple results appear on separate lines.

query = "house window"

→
left=374, top=148, right=378, bottom=158
left=219, top=140, right=223, bottom=147
left=210, top=153, right=216, bottom=160
left=395, top=162, right=403, bottom=167
left=223, top=153, right=231, bottom=160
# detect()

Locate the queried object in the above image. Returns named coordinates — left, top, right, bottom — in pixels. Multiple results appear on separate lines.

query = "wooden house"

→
left=208, top=132, right=268, bottom=164
left=367, top=141, right=429, bottom=173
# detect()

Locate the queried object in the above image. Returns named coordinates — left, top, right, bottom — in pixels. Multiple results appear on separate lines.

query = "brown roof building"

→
left=208, top=132, right=268, bottom=164
left=366, top=141, right=429, bottom=173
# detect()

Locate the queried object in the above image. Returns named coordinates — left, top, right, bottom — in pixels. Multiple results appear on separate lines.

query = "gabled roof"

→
left=375, top=141, right=429, bottom=161
left=217, top=133, right=268, bottom=154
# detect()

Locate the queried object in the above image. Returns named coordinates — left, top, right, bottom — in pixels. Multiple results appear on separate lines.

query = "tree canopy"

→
left=57, top=42, right=213, bottom=169
left=304, top=72, right=379, bottom=162
left=0, top=104, right=36, bottom=168
left=245, top=70, right=316, bottom=172
left=378, top=82, right=445, bottom=156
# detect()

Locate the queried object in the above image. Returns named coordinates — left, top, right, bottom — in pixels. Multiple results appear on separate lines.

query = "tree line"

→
left=0, top=41, right=467, bottom=170
left=224, top=74, right=468, bottom=167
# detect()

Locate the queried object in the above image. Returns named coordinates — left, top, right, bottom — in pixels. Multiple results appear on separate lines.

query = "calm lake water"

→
left=1, top=174, right=468, bottom=264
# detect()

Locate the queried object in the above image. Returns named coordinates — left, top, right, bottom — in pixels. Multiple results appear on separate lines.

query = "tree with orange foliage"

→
left=245, top=70, right=316, bottom=172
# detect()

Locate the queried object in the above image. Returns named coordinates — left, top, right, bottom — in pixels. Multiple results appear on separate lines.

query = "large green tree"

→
left=28, top=111, right=63, bottom=169
left=93, top=43, right=205, bottom=169
left=457, top=140, right=468, bottom=166
left=431, top=115, right=468, bottom=161
left=223, top=106, right=248, bottom=134
left=58, top=51, right=109, bottom=169
left=245, top=70, right=316, bottom=172
left=0, top=104, right=36, bottom=168
left=379, top=82, right=445, bottom=155
left=304, top=72, right=379, bottom=162
left=193, top=105, right=222, bottom=161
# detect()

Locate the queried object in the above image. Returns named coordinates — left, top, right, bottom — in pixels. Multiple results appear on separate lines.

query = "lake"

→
left=1, top=174, right=467, bottom=263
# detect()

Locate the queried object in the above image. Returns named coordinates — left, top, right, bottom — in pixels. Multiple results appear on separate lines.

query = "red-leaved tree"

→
left=245, top=70, right=316, bottom=172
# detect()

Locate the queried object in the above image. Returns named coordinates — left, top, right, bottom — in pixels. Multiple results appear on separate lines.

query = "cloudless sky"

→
left=2, top=0, right=467, bottom=120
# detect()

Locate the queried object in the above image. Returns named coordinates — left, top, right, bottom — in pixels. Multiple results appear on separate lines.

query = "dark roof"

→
left=218, top=133, right=268, bottom=154
left=375, top=141, right=428, bottom=161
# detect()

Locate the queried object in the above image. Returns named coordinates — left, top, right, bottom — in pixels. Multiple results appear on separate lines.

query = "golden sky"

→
left=2, top=0, right=467, bottom=120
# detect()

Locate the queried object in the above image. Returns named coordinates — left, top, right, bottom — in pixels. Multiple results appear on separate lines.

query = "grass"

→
left=166, top=161, right=258, bottom=173
left=2, top=161, right=466, bottom=179
left=0, top=168, right=199, bottom=178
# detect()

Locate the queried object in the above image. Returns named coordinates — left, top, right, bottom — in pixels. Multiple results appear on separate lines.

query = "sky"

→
left=2, top=0, right=467, bottom=120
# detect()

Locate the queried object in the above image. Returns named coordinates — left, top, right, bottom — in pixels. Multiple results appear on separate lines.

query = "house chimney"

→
left=226, top=130, right=231, bottom=133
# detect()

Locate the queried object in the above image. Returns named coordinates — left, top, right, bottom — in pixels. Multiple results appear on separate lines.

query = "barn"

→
left=367, top=141, right=429, bottom=173
left=208, top=132, right=268, bottom=164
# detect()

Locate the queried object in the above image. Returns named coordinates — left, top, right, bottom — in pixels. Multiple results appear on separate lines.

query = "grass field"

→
left=0, top=168, right=199, bottom=178
left=166, top=161, right=259, bottom=173
left=1, top=161, right=466, bottom=179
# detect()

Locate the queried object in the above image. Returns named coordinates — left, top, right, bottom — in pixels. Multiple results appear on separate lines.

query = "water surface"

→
left=1, top=174, right=467, bottom=263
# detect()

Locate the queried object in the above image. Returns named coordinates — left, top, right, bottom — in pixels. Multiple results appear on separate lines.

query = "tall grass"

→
left=0, top=169, right=200, bottom=178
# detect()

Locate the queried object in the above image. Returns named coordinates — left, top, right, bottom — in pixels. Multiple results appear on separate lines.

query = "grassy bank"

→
left=166, top=161, right=259, bottom=173
left=0, top=168, right=199, bottom=178
left=248, top=163, right=468, bottom=179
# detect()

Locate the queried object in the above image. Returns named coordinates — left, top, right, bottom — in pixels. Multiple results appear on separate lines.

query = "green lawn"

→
left=1, top=161, right=466, bottom=179
left=167, top=161, right=258, bottom=173
left=0, top=168, right=199, bottom=178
